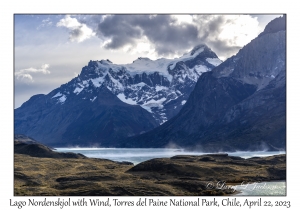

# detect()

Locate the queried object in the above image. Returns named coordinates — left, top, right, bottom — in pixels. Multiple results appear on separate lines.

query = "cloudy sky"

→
left=15, top=14, right=281, bottom=108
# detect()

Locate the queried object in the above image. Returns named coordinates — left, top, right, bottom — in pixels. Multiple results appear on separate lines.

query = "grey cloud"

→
left=206, top=39, right=241, bottom=60
left=192, top=16, right=243, bottom=59
left=94, top=15, right=252, bottom=57
left=57, top=15, right=95, bottom=43
left=85, top=14, right=259, bottom=60
left=76, top=15, right=105, bottom=31
left=97, top=15, right=143, bottom=49
left=133, top=15, right=199, bottom=56
left=193, top=15, right=225, bottom=40
left=207, top=16, right=225, bottom=33
left=69, top=27, right=84, bottom=39
left=97, top=15, right=199, bottom=56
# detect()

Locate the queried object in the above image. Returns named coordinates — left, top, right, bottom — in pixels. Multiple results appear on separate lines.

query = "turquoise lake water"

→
left=55, top=148, right=285, bottom=165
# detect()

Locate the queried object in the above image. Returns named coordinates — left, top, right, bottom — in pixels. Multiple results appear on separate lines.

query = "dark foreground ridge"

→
left=14, top=135, right=85, bottom=159
left=14, top=147, right=286, bottom=196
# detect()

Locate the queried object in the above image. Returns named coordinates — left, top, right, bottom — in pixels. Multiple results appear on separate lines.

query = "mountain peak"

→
left=190, top=44, right=208, bottom=56
left=99, top=59, right=113, bottom=65
left=15, top=42, right=224, bottom=147
left=259, top=15, right=286, bottom=37
left=133, top=57, right=152, bottom=63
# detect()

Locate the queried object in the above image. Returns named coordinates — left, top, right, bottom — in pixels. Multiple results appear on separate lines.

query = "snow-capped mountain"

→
left=51, top=44, right=222, bottom=124
left=14, top=44, right=222, bottom=147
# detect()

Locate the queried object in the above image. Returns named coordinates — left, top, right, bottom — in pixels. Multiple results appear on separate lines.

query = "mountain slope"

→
left=15, top=86, right=159, bottom=147
left=124, top=16, right=286, bottom=151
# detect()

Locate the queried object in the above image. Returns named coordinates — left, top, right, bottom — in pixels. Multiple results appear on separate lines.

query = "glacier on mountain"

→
left=50, top=44, right=222, bottom=124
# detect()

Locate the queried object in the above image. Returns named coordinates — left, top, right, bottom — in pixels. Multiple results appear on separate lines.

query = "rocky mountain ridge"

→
left=51, top=44, right=221, bottom=124
left=124, top=16, right=286, bottom=151
left=14, top=44, right=221, bottom=146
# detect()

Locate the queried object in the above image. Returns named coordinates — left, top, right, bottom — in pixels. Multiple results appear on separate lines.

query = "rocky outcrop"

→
left=258, top=15, right=286, bottom=37
left=14, top=134, right=42, bottom=145
left=213, top=31, right=285, bottom=90
left=14, top=134, right=86, bottom=158
left=14, top=141, right=86, bottom=159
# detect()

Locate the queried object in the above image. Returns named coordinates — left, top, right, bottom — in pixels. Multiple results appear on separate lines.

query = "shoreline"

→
left=55, top=147, right=286, bottom=166
left=14, top=146, right=286, bottom=196
left=14, top=141, right=286, bottom=196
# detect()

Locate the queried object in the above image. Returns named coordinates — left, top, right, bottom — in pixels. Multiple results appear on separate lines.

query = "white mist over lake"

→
left=55, top=148, right=285, bottom=165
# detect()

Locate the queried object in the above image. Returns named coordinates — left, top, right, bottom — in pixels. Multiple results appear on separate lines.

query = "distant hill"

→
left=14, top=134, right=85, bottom=158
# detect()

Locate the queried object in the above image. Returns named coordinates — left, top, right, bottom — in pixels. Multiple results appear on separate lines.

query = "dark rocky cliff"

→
left=124, top=16, right=286, bottom=151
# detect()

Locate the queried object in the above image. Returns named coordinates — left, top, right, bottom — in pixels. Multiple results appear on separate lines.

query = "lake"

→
left=55, top=148, right=285, bottom=165
left=55, top=148, right=286, bottom=196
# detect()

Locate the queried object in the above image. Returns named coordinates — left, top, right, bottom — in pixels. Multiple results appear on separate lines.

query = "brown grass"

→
left=14, top=154, right=286, bottom=196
